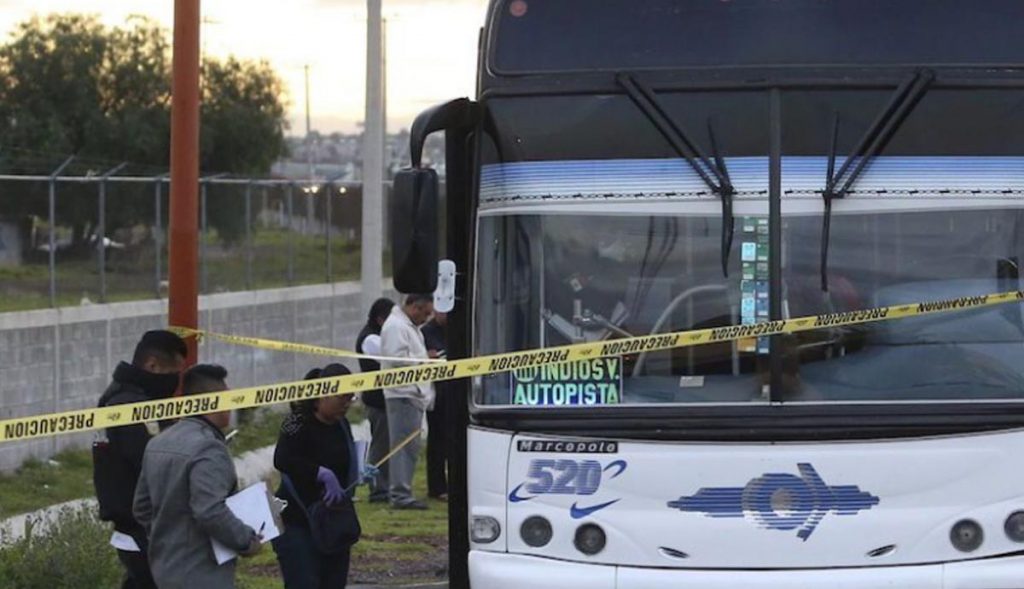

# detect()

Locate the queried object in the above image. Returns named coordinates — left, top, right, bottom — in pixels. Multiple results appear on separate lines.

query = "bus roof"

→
left=486, top=0, right=1024, bottom=76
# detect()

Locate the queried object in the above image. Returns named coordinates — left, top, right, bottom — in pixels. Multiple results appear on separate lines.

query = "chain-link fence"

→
left=0, top=173, right=392, bottom=312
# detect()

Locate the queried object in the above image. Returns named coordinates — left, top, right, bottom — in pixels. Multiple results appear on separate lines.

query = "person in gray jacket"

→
left=134, top=364, right=261, bottom=589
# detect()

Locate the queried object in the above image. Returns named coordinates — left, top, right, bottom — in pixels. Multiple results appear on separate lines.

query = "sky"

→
left=0, top=0, right=490, bottom=134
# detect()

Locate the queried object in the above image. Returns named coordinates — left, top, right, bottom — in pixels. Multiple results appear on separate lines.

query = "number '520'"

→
left=524, top=459, right=627, bottom=496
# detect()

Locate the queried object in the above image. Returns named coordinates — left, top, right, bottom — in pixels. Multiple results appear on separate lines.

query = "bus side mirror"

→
left=391, top=168, right=439, bottom=293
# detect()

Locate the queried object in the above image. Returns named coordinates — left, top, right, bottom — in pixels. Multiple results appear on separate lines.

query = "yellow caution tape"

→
left=342, top=428, right=423, bottom=494
left=169, top=326, right=441, bottom=364
left=373, top=428, right=422, bottom=469
left=1, top=290, right=1021, bottom=444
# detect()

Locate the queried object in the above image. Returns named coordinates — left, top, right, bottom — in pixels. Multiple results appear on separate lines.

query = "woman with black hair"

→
left=272, top=363, right=359, bottom=588
left=355, top=297, right=395, bottom=503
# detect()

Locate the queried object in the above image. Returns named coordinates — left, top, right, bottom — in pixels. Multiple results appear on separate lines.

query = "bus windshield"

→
left=474, top=205, right=1024, bottom=407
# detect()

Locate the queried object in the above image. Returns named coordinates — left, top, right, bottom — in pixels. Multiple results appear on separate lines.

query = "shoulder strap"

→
left=280, top=473, right=310, bottom=517
left=283, top=424, right=357, bottom=509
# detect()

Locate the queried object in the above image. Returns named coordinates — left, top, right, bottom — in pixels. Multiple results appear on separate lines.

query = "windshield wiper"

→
left=618, top=73, right=735, bottom=276
left=820, top=69, right=934, bottom=291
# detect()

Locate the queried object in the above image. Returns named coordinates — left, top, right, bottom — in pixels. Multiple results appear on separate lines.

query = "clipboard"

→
left=211, top=481, right=285, bottom=565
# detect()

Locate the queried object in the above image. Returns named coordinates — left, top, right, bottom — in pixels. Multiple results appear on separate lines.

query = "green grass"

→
left=0, top=506, right=123, bottom=588
left=0, top=409, right=285, bottom=519
left=230, top=408, right=289, bottom=456
left=0, top=408, right=446, bottom=586
left=0, top=450, right=95, bottom=519
left=0, top=401, right=444, bottom=586
left=238, top=446, right=449, bottom=587
left=0, top=228, right=374, bottom=313
left=0, top=286, right=153, bottom=313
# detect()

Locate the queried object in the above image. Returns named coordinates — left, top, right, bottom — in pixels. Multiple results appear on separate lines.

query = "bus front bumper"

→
left=469, top=550, right=1024, bottom=589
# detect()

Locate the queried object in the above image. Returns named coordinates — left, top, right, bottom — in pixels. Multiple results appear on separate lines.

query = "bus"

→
left=389, top=1, right=1024, bottom=587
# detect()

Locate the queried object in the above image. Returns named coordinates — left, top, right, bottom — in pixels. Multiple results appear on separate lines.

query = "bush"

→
left=0, top=506, right=121, bottom=588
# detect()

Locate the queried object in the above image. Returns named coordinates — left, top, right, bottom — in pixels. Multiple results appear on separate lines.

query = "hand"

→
left=317, top=466, right=345, bottom=505
left=360, top=464, right=380, bottom=484
left=240, top=534, right=262, bottom=557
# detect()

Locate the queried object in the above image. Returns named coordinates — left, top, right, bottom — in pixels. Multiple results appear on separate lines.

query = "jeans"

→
left=385, top=397, right=424, bottom=505
left=426, top=385, right=449, bottom=497
left=116, top=548, right=157, bottom=589
left=365, top=404, right=390, bottom=500
left=116, top=527, right=156, bottom=589
left=272, top=524, right=351, bottom=589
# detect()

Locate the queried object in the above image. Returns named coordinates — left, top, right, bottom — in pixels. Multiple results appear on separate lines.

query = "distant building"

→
left=278, top=131, right=447, bottom=183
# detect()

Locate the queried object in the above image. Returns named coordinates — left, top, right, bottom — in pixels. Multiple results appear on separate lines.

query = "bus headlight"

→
left=574, top=523, right=607, bottom=555
left=471, top=516, right=501, bottom=544
left=950, top=519, right=983, bottom=552
left=1005, top=512, right=1024, bottom=542
left=520, top=516, right=553, bottom=547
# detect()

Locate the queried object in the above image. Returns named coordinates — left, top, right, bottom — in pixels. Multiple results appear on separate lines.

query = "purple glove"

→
left=316, top=466, right=345, bottom=505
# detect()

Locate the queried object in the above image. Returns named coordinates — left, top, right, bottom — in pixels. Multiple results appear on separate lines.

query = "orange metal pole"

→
left=168, top=0, right=201, bottom=365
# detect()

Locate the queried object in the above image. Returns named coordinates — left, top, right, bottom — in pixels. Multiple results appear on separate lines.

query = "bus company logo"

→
left=516, top=439, right=618, bottom=454
left=509, top=458, right=628, bottom=519
left=666, top=463, right=879, bottom=540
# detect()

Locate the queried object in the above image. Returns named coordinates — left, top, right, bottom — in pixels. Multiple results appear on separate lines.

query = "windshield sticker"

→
left=516, top=439, right=618, bottom=453
left=510, top=458, right=628, bottom=519
left=511, top=358, right=622, bottom=406
left=739, top=217, right=771, bottom=354
left=667, top=463, right=880, bottom=540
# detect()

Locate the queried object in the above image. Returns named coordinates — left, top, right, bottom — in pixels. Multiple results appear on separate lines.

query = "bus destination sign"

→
left=511, top=358, right=623, bottom=406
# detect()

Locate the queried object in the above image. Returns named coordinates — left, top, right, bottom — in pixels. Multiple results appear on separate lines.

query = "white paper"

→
left=110, top=531, right=141, bottom=552
left=211, top=481, right=282, bottom=565
left=362, top=334, right=381, bottom=356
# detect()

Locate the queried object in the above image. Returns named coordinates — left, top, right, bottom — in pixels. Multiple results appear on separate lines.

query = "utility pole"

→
left=305, top=64, right=316, bottom=233
left=382, top=16, right=389, bottom=176
left=362, top=0, right=385, bottom=307
left=169, top=0, right=201, bottom=365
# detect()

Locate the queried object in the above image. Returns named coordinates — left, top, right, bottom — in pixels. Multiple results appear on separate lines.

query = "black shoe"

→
left=392, top=499, right=429, bottom=510
left=368, top=494, right=389, bottom=504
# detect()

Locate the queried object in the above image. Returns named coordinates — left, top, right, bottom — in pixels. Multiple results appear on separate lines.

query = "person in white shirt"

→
left=380, top=293, right=435, bottom=509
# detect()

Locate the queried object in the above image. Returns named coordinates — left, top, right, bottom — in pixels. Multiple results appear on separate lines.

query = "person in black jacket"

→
left=273, top=363, right=360, bottom=589
left=355, top=297, right=395, bottom=503
left=93, top=330, right=187, bottom=589
left=421, top=312, right=450, bottom=500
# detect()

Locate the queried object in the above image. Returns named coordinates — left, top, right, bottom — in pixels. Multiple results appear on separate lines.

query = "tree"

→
left=0, top=15, right=171, bottom=169
left=0, top=14, right=290, bottom=250
left=201, top=57, right=288, bottom=175
left=199, top=57, right=290, bottom=242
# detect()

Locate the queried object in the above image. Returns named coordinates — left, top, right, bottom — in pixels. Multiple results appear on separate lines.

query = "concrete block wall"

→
left=0, top=281, right=398, bottom=472
left=0, top=323, right=58, bottom=470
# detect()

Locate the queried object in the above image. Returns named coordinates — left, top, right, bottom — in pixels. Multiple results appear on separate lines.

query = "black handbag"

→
left=281, top=473, right=361, bottom=554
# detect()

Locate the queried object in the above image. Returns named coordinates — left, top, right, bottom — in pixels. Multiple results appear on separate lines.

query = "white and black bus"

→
left=390, top=2, right=1024, bottom=587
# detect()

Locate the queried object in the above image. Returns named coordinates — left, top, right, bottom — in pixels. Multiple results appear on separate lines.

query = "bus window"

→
left=783, top=208, right=1024, bottom=402
left=474, top=212, right=771, bottom=407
